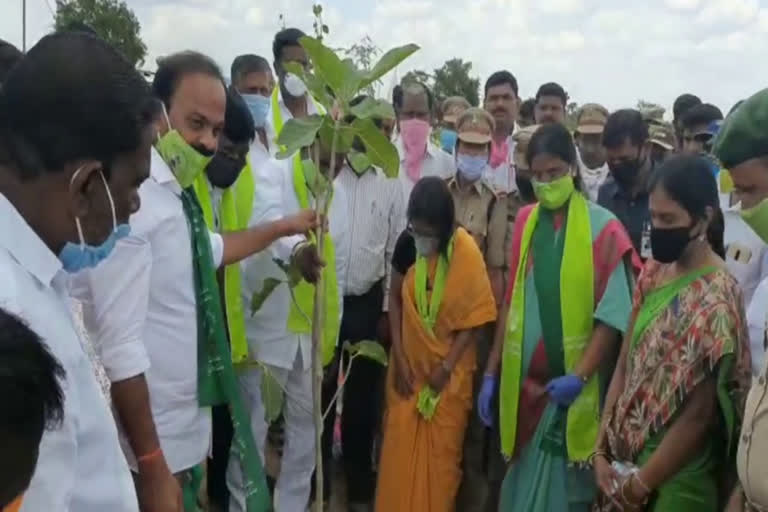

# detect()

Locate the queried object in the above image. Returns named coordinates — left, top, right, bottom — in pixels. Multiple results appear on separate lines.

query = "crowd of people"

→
left=2, top=19, right=768, bottom=512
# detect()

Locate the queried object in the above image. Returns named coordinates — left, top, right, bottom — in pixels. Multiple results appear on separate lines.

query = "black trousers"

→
left=313, top=280, right=385, bottom=504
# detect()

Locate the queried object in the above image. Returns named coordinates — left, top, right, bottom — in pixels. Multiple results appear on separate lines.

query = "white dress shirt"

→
left=336, top=164, right=406, bottom=302
left=240, top=157, right=349, bottom=371
left=396, top=138, right=456, bottom=205
left=249, top=137, right=272, bottom=178
left=72, top=148, right=224, bottom=473
left=0, top=194, right=137, bottom=512
left=724, top=206, right=768, bottom=306
left=265, top=92, right=320, bottom=156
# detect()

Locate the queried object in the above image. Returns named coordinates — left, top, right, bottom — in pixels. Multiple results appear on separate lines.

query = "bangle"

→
left=588, top=450, right=610, bottom=465
left=137, top=447, right=163, bottom=465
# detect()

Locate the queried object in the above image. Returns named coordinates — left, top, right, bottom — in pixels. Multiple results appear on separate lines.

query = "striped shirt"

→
left=336, top=164, right=407, bottom=305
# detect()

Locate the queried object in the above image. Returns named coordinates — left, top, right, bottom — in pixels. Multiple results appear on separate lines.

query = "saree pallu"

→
left=375, top=228, right=497, bottom=512
left=598, top=263, right=752, bottom=512
left=499, top=200, right=639, bottom=511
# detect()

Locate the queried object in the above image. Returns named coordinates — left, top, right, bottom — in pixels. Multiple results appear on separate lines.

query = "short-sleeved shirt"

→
left=446, top=176, right=508, bottom=268
left=392, top=230, right=416, bottom=276
left=597, top=175, right=650, bottom=255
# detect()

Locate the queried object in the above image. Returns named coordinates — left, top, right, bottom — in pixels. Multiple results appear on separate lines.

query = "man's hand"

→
left=291, top=243, right=325, bottom=284
left=281, top=209, right=319, bottom=237
left=136, top=458, right=183, bottom=512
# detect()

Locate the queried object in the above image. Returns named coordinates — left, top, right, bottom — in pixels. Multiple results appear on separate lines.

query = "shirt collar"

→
left=397, top=138, right=440, bottom=163
left=448, top=175, right=483, bottom=195
left=150, top=147, right=182, bottom=195
left=0, top=193, right=63, bottom=287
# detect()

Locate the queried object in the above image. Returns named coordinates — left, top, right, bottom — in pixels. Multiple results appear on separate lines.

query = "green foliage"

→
left=261, top=370, right=285, bottom=423
left=402, top=69, right=433, bottom=86
left=276, top=115, right=324, bottom=159
left=340, top=36, right=381, bottom=96
left=347, top=151, right=373, bottom=175
left=566, top=101, right=580, bottom=132
left=350, top=97, right=396, bottom=120
left=272, top=258, right=302, bottom=287
left=250, top=278, right=282, bottom=316
left=55, top=0, right=147, bottom=67
left=432, top=58, right=480, bottom=107
left=351, top=118, right=400, bottom=177
left=343, top=340, right=389, bottom=366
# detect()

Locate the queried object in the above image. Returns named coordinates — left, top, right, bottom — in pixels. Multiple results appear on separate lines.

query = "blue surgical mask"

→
left=242, top=93, right=270, bottom=128
left=59, top=167, right=131, bottom=273
left=456, top=153, right=487, bottom=181
left=440, top=129, right=458, bottom=154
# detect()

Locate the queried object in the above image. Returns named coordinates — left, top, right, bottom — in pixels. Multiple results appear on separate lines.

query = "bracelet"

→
left=136, top=447, right=163, bottom=465
left=588, top=450, right=611, bottom=465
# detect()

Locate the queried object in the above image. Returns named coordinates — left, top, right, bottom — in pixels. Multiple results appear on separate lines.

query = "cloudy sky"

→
left=3, top=0, right=767, bottom=114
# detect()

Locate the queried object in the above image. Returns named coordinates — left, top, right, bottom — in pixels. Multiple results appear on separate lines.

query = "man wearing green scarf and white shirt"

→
left=73, top=52, right=319, bottom=512
left=227, top=142, right=349, bottom=512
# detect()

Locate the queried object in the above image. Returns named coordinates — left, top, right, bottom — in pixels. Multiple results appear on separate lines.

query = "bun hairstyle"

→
left=649, top=154, right=725, bottom=258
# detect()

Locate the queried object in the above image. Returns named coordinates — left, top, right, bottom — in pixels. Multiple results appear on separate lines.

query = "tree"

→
left=340, top=36, right=381, bottom=97
left=402, top=69, right=433, bottom=86
left=566, top=101, right=580, bottom=131
left=432, top=58, right=480, bottom=106
left=55, top=0, right=147, bottom=67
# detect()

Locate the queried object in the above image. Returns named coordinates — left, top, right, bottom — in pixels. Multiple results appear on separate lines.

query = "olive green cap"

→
left=713, top=88, right=768, bottom=168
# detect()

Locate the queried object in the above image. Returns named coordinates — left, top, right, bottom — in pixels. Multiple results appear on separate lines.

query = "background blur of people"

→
left=673, top=93, right=702, bottom=151
left=518, top=98, right=536, bottom=128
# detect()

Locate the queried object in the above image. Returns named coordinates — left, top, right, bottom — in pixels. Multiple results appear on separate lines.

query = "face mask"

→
left=206, top=153, right=243, bottom=189
left=516, top=175, right=536, bottom=203
left=650, top=224, right=695, bottom=263
left=59, top=167, right=131, bottom=273
left=155, top=104, right=213, bottom=189
left=741, top=197, right=768, bottom=244
left=456, top=153, right=487, bottom=182
left=413, top=234, right=439, bottom=257
left=241, top=93, right=270, bottom=128
left=400, top=119, right=432, bottom=181
left=532, top=174, right=575, bottom=210
left=609, top=158, right=641, bottom=188
left=440, top=129, right=458, bottom=153
left=283, top=73, right=307, bottom=98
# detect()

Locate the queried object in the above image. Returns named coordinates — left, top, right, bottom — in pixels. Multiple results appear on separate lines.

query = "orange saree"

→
left=375, top=228, right=497, bottom=512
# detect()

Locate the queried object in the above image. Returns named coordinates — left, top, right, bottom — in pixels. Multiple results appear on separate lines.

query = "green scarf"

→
left=414, top=235, right=455, bottom=334
left=286, top=155, right=340, bottom=366
left=500, top=192, right=597, bottom=462
left=179, top=188, right=270, bottom=512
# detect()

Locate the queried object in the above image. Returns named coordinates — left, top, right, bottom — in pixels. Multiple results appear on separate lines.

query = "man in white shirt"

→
left=483, top=70, right=521, bottom=196
left=74, top=51, right=319, bottom=512
left=265, top=28, right=321, bottom=154
left=574, top=103, right=610, bottom=202
left=394, top=82, right=456, bottom=203
left=228, top=143, right=350, bottom=512
left=231, top=54, right=275, bottom=175
left=0, top=32, right=153, bottom=512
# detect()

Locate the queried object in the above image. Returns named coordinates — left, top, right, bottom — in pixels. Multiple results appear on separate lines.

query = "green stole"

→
left=414, top=235, right=455, bottom=334
left=179, top=188, right=270, bottom=511
left=287, top=155, right=341, bottom=366
left=192, top=157, right=255, bottom=364
left=500, top=192, right=598, bottom=462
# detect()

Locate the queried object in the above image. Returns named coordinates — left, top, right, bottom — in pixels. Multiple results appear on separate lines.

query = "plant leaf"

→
left=275, top=115, right=323, bottom=159
left=250, top=277, right=282, bottom=315
left=349, top=97, right=395, bottom=120
left=360, top=43, right=420, bottom=91
left=343, top=340, right=389, bottom=366
left=348, top=151, right=373, bottom=175
left=301, top=158, right=330, bottom=199
left=300, top=36, right=359, bottom=103
left=351, top=118, right=400, bottom=177
left=261, top=369, right=285, bottom=423
left=318, top=117, right=355, bottom=154
left=272, top=257, right=303, bottom=288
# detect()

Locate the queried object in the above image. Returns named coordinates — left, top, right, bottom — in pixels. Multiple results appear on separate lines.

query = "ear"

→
left=68, top=161, right=104, bottom=219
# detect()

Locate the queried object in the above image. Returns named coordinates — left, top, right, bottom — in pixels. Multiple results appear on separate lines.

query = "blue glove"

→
left=546, top=374, right=585, bottom=407
left=477, top=375, right=497, bottom=427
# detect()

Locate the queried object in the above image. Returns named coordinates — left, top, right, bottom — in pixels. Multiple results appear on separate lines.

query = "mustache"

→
left=192, top=145, right=216, bottom=158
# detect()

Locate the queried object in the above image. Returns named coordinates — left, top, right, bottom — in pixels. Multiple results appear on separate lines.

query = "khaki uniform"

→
left=738, top=354, right=768, bottom=511
left=447, top=176, right=508, bottom=269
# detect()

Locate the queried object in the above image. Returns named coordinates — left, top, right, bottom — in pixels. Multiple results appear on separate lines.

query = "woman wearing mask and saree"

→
left=593, top=155, right=751, bottom=511
left=480, top=123, right=640, bottom=511
left=376, top=177, right=498, bottom=512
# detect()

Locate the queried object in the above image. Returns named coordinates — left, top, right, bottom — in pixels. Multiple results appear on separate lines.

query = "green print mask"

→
left=532, top=174, right=575, bottom=210
left=155, top=105, right=213, bottom=189
left=741, top=197, right=768, bottom=244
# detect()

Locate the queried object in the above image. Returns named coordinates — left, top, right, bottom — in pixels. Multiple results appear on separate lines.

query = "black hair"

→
left=273, top=28, right=306, bottom=63
left=519, top=98, right=535, bottom=119
left=407, top=177, right=456, bottom=254
left=223, top=86, right=255, bottom=144
left=649, top=154, right=725, bottom=258
left=231, top=54, right=271, bottom=84
left=680, top=103, right=724, bottom=130
left=0, top=32, right=157, bottom=181
left=392, top=85, right=403, bottom=112
left=397, top=81, right=435, bottom=112
left=0, top=309, right=65, bottom=508
left=526, top=123, right=583, bottom=191
left=602, top=109, right=648, bottom=149
left=673, top=93, right=702, bottom=121
left=535, top=82, right=567, bottom=106
left=484, top=70, right=519, bottom=97
left=153, top=51, right=223, bottom=110
left=0, top=39, right=22, bottom=85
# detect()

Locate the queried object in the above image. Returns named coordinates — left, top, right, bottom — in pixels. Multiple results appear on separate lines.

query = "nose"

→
left=200, top=128, right=219, bottom=154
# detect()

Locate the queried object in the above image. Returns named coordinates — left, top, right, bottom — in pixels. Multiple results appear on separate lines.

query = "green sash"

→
left=500, top=192, right=597, bottom=462
left=286, top=155, right=340, bottom=366
left=192, top=157, right=255, bottom=364
left=414, top=235, right=455, bottom=334
left=180, top=188, right=269, bottom=512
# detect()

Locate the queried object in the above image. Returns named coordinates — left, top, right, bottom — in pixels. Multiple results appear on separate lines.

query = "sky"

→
left=3, top=0, right=768, bottom=115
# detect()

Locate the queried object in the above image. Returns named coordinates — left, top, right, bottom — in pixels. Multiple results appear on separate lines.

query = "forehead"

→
left=649, top=183, right=687, bottom=215
left=486, top=83, right=515, bottom=97
left=537, top=96, right=564, bottom=108
left=606, top=138, right=640, bottom=158
left=171, top=72, right=226, bottom=123
left=113, top=123, right=154, bottom=182
left=402, top=89, right=429, bottom=111
left=280, top=45, right=307, bottom=64
left=239, top=70, right=272, bottom=86
left=530, top=153, right=568, bottom=173
left=729, top=158, right=768, bottom=186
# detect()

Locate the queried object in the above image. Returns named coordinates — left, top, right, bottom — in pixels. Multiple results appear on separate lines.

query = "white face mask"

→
left=284, top=73, right=308, bottom=98
left=413, top=234, right=439, bottom=257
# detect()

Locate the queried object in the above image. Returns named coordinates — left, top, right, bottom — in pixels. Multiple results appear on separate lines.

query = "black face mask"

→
left=206, top=153, right=244, bottom=189
left=609, top=158, right=642, bottom=188
left=192, top=144, right=216, bottom=158
left=515, top=175, right=536, bottom=203
left=650, top=224, right=694, bottom=263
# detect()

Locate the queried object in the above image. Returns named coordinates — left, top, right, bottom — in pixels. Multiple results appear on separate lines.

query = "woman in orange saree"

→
left=375, top=177, right=498, bottom=512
